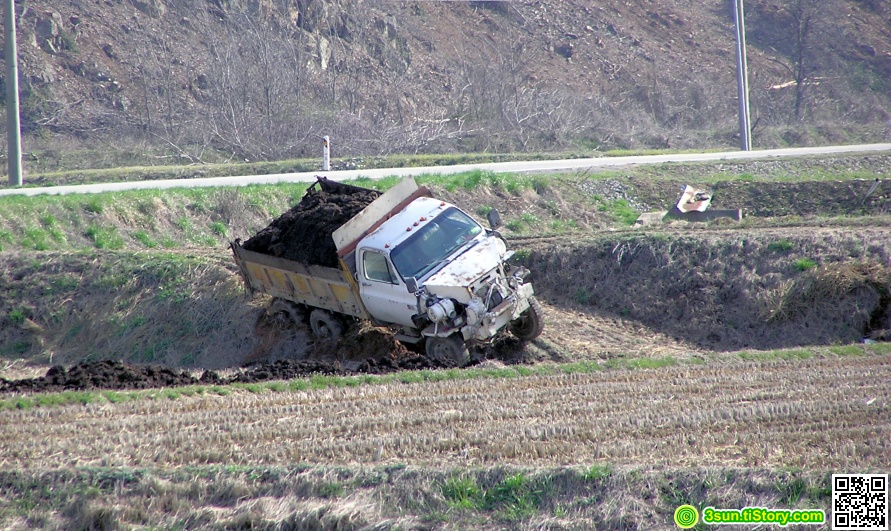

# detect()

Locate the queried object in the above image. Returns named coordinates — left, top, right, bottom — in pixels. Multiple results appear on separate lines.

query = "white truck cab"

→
left=344, top=191, right=540, bottom=365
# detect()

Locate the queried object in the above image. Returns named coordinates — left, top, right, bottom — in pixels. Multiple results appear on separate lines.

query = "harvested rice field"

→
left=2, top=353, right=889, bottom=470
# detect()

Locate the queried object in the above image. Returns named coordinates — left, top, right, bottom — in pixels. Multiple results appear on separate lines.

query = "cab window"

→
left=363, top=251, right=398, bottom=284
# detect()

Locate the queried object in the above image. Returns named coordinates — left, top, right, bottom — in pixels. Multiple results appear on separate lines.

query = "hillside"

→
left=2, top=0, right=890, bottom=171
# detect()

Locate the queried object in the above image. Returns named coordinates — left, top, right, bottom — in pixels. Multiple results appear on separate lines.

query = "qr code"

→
left=833, top=474, right=889, bottom=530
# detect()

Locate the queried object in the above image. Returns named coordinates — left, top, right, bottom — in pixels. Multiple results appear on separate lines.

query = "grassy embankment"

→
left=0, top=169, right=648, bottom=368
left=2, top=159, right=889, bottom=368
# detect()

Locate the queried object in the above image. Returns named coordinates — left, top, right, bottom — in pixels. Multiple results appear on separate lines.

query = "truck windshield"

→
left=390, top=207, right=483, bottom=280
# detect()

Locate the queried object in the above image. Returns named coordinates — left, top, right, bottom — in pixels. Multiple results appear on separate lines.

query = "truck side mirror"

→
left=487, top=209, right=503, bottom=230
left=405, top=277, right=418, bottom=293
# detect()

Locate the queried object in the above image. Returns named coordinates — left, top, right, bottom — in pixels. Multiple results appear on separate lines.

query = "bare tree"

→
left=128, top=20, right=200, bottom=157
left=785, top=0, right=817, bottom=120
left=190, top=2, right=313, bottom=160
left=753, top=0, right=846, bottom=122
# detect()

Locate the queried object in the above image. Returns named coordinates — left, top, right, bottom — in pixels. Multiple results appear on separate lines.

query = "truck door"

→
left=357, top=249, right=418, bottom=328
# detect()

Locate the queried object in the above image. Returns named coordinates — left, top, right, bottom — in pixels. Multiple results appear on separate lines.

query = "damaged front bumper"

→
left=420, top=282, right=534, bottom=342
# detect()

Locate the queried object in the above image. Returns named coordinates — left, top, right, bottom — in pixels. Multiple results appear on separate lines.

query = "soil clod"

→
left=0, top=341, right=464, bottom=395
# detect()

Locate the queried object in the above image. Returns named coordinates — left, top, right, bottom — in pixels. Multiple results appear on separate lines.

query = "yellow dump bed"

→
left=230, top=244, right=369, bottom=320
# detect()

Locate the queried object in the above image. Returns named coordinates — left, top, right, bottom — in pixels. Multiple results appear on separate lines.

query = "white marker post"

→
left=5, top=0, right=23, bottom=186
left=322, top=135, right=330, bottom=171
left=733, top=0, right=751, bottom=151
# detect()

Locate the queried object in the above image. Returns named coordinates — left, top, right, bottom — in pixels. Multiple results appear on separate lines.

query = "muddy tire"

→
left=425, top=334, right=470, bottom=367
left=268, top=298, right=304, bottom=325
left=309, top=309, right=344, bottom=339
left=510, top=296, right=545, bottom=340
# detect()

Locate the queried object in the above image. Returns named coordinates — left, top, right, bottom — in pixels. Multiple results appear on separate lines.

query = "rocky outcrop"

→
left=5, top=0, right=891, bottom=160
left=130, top=0, right=166, bottom=19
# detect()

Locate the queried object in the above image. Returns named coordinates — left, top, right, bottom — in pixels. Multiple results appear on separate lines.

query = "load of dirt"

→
left=241, top=178, right=381, bottom=267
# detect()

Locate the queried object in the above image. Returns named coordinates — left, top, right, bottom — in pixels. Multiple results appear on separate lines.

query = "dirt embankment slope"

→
left=526, top=227, right=891, bottom=354
left=1, top=157, right=891, bottom=391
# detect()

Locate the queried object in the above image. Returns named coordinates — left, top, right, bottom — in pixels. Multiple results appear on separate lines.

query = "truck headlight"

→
left=427, top=298, right=457, bottom=323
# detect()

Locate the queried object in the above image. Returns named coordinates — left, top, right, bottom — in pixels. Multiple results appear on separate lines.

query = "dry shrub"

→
left=764, top=262, right=891, bottom=329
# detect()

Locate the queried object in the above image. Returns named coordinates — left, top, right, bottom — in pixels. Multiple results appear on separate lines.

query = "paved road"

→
left=2, top=142, right=890, bottom=197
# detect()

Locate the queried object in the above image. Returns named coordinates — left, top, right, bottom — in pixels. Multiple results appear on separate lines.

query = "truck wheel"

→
left=425, top=334, right=470, bottom=367
left=510, top=296, right=544, bottom=340
left=268, top=298, right=304, bottom=325
left=309, top=309, right=343, bottom=339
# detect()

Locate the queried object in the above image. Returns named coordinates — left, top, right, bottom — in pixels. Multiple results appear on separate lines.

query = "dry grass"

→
left=764, top=261, right=891, bottom=324
left=0, top=250, right=264, bottom=368
left=0, top=464, right=842, bottom=530
left=523, top=227, right=891, bottom=352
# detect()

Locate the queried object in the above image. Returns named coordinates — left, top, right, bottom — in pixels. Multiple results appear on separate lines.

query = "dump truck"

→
left=230, top=176, right=543, bottom=366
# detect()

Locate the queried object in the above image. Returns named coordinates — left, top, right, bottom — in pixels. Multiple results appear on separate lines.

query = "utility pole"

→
left=4, top=0, right=22, bottom=186
left=733, top=0, right=752, bottom=151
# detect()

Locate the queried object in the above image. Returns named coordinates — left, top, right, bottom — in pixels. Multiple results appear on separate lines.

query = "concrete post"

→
left=733, top=0, right=752, bottom=151
left=4, top=0, right=22, bottom=186
left=322, top=135, right=330, bottom=171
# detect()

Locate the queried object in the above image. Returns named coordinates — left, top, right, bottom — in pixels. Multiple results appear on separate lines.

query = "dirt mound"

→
left=230, top=353, right=436, bottom=383
left=242, top=178, right=380, bottom=267
left=0, top=360, right=205, bottom=394
left=234, top=324, right=436, bottom=382
left=0, top=335, right=439, bottom=395
left=313, top=324, right=411, bottom=361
